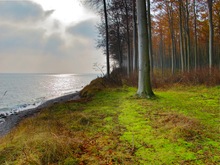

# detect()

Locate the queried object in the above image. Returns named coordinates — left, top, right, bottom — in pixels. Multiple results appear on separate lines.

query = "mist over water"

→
left=0, top=73, right=97, bottom=115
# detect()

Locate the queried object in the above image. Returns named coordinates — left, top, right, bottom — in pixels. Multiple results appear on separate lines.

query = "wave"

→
left=0, top=97, right=45, bottom=121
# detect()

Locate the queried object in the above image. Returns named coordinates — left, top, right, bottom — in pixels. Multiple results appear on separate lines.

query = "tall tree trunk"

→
left=124, top=0, right=131, bottom=76
left=194, top=0, right=198, bottom=71
left=136, top=0, right=154, bottom=98
left=132, top=0, right=138, bottom=72
left=147, top=0, right=153, bottom=74
left=116, top=22, right=123, bottom=68
left=167, top=2, right=175, bottom=74
left=103, top=0, right=110, bottom=77
left=179, top=0, right=184, bottom=72
left=160, top=30, right=164, bottom=77
left=186, top=0, right=191, bottom=72
left=207, top=0, right=213, bottom=73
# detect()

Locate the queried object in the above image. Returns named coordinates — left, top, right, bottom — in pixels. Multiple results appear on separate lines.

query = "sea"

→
left=0, top=73, right=98, bottom=122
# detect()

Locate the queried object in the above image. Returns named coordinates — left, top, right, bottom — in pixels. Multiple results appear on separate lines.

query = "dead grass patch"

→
left=152, top=113, right=204, bottom=141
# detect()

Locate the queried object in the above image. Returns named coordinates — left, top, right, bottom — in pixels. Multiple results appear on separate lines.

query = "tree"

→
left=179, top=0, right=184, bottom=72
left=147, top=0, right=153, bottom=73
left=136, top=0, right=154, bottom=98
left=207, top=0, right=213, bottom=73
left=103, top=0, right=110, bottom=77
left=82, top=0, right=110, bottom=77
left=166, top=1, right=175, bottom=74
left=132, top=0, right=138, bottom=72
left=185, top=0, right=191, bottom=72
left=193, top=0, right=198, bottom=71
left=124, top=0, right=131, bottom=76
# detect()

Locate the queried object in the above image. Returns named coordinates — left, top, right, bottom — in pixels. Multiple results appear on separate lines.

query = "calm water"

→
left=0, top=73, right=97, bottom=117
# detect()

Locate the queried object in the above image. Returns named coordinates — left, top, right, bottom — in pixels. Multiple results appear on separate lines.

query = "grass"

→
left=0, top=84, right=219, bottom=164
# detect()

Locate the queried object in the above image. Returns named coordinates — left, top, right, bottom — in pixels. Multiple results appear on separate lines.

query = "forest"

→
left=86, top=0, right=220, bottom=77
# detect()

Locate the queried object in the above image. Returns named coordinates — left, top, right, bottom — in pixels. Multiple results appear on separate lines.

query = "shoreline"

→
left=0, top=92, right=80, bottom=137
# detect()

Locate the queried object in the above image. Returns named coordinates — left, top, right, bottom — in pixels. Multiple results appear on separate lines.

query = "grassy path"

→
left=118, top=86, right=219, bottom=164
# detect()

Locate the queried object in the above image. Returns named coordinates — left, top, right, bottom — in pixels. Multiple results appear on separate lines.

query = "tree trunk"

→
left=124, top=0, right=131, bottom=76
left=116, top=22, right=123, bottom=69
left=193, top=0, right=198, bottom=71
left=136, top=0, right=154, bottom=98
left=186, top=0, right=191, bottom=72
left=167, top=2, right=175, bottom=74
left=160, top=30, right=164, bottom=77
left=207, top=0, right=213, bottom=73
left=179, top=0, right=184, bottom=72
left=132, top=0, right=138, bottom=72
left=103, top=0, right=110, bottom=77
left=147, top=0, right=153, bottom=74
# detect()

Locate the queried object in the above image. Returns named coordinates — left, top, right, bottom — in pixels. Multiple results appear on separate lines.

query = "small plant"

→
left=93, top=63, right=105, bottom=77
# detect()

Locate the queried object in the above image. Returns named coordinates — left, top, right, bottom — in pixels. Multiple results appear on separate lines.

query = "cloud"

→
left=66, top=19, right=97, bottom=39
left=0, top=1, right=105, bottom=73
left=0, top=23, right=67, bottom=57
left=0, top=23, right=45, bottom=53
left=0, top=0, right=53, bottom=23
left=45, top=9, right=55, bottom=17
left=52, top=19, right=61, bottom=29
left=0, top=19, right=104, bottom=73
left=0, top=24, right=44, bottom=52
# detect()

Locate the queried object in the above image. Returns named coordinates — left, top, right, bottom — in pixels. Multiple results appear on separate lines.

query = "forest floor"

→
left=0, top=80, right=219, bottom=164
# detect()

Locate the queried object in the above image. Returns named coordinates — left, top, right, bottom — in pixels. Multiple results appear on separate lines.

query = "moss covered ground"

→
left=0, top=84, right=219, bottom=164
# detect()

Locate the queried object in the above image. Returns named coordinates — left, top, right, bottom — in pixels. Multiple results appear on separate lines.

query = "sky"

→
left=0, top=0, right=105, bottom=73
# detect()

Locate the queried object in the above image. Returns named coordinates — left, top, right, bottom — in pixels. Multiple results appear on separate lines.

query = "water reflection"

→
left=50, top=74, right=76, bottom=96
left=51, top=74, right=76, bottom=78
left=0, top=73, right=97, bottom=110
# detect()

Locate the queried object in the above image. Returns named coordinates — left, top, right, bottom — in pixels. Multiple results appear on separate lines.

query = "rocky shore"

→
left=0, top=92, right=80, bottom=137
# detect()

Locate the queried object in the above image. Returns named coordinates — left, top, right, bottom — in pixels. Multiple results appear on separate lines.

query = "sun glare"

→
left=52, top=74, right=75, bottom=78
left=32, top=0, right=95, bottom=24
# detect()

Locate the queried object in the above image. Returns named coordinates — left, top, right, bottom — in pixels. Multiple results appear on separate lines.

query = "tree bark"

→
left=179, top=0, right=184, bottom=72
left=116, top=22, right=123, bottom=69
left=186, top=0, right=191, bottom=72
left=103, top=0, right=110, bottom=77
left=132, top=0, right=138, bottom=72
left=147, top=0, right=153, bottom=74
left=207, top=0, right=213, bottom=73
left=193, top=0, right=198, bottom=71
left=167, top=2, right=175, bottom=74
left=160, top=29, right=164, bottom=77
left=124, top=0, right=131, bottom=76
left=136, top=0, right=154, bottom=98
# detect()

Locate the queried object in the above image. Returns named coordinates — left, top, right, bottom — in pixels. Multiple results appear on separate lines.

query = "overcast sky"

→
left=0, top=0, right=105, bottom=73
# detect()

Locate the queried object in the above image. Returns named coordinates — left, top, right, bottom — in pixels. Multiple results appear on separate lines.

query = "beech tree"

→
left=193, top=0, right=198, bottom=71
left=147, top=0, right=153, bottom=73
left=103, top=0, right=110, bottom=76
left=179, top=0, right=184, bottom=72
left=185, top=0, right=191, bottom=72
left=166, top=1, right=175, bottom=74
left=132, top=0, right=138, bottom=71
left=124, top=0, right=132, bottom=76
left=207, top=0, right=213, bottom=73
left=136, top=0, right=154, bottom=98
left=82, top=0, right=110, bottom=77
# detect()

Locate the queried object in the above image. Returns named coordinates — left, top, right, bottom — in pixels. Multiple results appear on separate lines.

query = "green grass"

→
left=0, top=85, right=219, bottom=164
